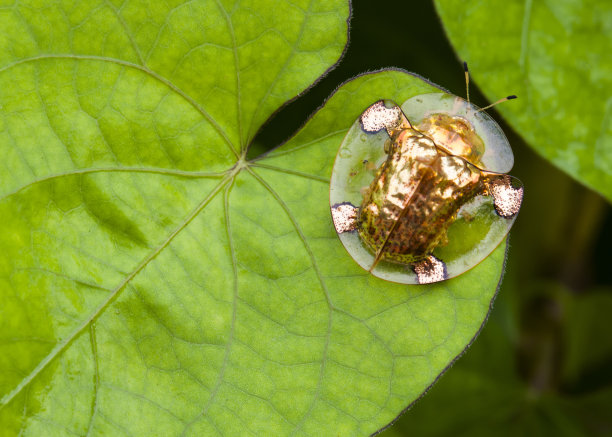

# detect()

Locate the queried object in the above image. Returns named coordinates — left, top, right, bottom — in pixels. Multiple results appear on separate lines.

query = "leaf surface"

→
left=0, top=1, right=507, bottom=435
left=382, top=287, right=612, bottom=437
left=435, top=0, right=612, bottom=201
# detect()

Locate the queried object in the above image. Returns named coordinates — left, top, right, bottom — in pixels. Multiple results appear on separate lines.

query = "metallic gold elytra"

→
left=358, top=116, right=487, bottom=265
left=330, top=92, right=523, bottom=284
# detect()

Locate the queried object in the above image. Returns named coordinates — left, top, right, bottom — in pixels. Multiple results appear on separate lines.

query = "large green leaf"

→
left=0, top=1, right=508, bottom=435
left=434, top=0, right=612, bottom=202
left=382, top=286, right=612, bottom=436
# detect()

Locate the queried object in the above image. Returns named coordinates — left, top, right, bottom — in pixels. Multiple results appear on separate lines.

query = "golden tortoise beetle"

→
left=330, top=68, right=523, bottom=285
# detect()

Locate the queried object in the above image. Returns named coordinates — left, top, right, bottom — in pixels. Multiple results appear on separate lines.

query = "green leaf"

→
left=434, top=0, right=612, bottom=202
left=383, top=287, right=612, bottom=437
left=0, top=1, right=507, bottom=435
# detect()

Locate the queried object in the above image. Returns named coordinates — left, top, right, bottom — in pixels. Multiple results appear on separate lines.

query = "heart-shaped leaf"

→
left=434, top=0, right=612, bottom=202
left=0, top=1, right=508, bottom=435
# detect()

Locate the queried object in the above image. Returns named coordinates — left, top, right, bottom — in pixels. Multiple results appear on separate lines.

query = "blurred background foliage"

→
left=252, top=0, right=612, bottom=435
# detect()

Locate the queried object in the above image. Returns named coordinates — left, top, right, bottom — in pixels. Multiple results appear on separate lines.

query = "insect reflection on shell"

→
left=329, top=93, right=524, bottom=285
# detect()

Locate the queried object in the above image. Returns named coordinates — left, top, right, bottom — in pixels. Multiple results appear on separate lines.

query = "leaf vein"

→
left=103, top=0, right=145, bottom=65
left=246, top=167, right=334, bottom=435
left=246, top=0, right=313, bottom=145
left=181, top=180, right=239, bottom=435
left=85, top=324, right=100, bottom=436
left=0, top=166, right=227, bottom=204
left=214, top=0, right=244, bottom=152
left=250, top=163, right=329, bottom=183
left=256, top=128, right=346, bottom=159
left=0, top=54, right=238, bottom=158
left=0, top=174, right=233, bottom=411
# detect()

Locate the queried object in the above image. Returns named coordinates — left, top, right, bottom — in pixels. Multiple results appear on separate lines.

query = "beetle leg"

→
left=413, top=255, right=448, bottom=284
left=486, top=175, right=524, bottom=218
left=360, top=100, right=412, bottom=136
left=331, top=202, right=359, bottom=233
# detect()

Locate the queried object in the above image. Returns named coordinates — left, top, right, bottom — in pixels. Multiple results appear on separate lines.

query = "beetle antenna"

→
left=464, top=62, right=470, bottom=103
left=477, top=95, right=517, bottom=112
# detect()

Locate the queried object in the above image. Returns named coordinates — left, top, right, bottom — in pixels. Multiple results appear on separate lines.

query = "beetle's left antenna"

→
left=464, top=62, right=470, bottom=103
left=463, top=61, right=518, bottom=112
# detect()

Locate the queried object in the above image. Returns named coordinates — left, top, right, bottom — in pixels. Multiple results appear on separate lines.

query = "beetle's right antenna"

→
left=477, top=95, right=518, bottom=112
left=464, top=61, right=470, bottom=103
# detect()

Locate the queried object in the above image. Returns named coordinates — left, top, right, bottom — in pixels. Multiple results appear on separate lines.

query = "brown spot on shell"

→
left=413, top=255, right=448, bottom=284
left=360, top=101, right=402, bottom=133
left=487, top=175, right=523, bottom=218
left=331, top=202, right=359, bottom=233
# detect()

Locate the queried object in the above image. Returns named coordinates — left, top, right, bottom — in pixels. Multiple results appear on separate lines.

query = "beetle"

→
left=330, top=65, right=523, bottom=284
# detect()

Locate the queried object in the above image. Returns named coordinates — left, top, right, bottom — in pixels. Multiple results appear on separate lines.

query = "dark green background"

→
left=253, top=1, right=612, bottom=435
